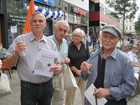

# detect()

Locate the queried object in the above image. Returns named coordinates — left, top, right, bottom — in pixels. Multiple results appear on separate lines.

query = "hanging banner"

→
left=35, top=8, right=64, bottom=20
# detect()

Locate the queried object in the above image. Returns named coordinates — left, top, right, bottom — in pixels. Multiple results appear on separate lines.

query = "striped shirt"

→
left=7, top=32, right=59, bottom=83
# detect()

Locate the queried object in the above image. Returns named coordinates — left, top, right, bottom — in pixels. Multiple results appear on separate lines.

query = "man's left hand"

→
left=50, top=64, right=62, bottom=75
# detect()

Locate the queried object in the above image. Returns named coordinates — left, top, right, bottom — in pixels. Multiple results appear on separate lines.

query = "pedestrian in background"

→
left=0, top=43, right=7, bottom=60
left=48, top=20, right=70, bottom=105
left=65, top=28, right=90, bottom=105
left=85, top=34, right=91, bottom=52
left=127, top=45, right=140, bottom=72
left=64, top=34, right=72, bottom=45
left=6, top=12, right=62, bottom=105
left=126, top=45, right=140, bottom=98
left=137, top=41, right=140, bottom=59
left=97, top=37, right=101, bottom=48
left=80, top=25, right=136, bottom=105
left=137, top=41, right=140, bottom=51
left=92, top=35, right=97, bottom=49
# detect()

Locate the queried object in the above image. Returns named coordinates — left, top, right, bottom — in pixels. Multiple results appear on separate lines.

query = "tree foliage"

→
left=108, top=0, right=138, bottom=48
left=135, top=15, right=140, bottom=34
left=109, top=0, right=138, bottom=20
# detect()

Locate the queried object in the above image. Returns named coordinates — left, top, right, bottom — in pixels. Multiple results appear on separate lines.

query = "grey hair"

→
left=30, top=12, right=46, bottom=23
left=54, top=20, right=69, bottom=31
left=137, top=41, right=140, bottom=46
left=72, top=28, right=85, bottom=38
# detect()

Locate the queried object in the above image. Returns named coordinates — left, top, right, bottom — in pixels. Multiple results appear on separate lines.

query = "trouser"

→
left=105, top=99, right=127, bottom=105
left=51, top=89, right=66, bottom=105
left=20, top=79, right=53, bottom=105
left=65, top=77, right=87, bottom=105
left=84, top=98, right=127, bottom=105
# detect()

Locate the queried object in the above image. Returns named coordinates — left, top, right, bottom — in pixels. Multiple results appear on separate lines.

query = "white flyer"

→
left=33, top=49, right=59, bottom=78
left=84, top=84, right=107, bottom=105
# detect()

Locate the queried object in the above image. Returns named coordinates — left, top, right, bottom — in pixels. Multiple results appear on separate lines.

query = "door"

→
left=0, top=17, right=1, bottom=43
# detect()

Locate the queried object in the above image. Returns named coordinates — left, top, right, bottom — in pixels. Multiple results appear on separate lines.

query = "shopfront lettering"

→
left=91, top=0, right=95, bottom=2
left=73, top=7, right=86, bottom=16
left=9, top=14, right=26, bottom=23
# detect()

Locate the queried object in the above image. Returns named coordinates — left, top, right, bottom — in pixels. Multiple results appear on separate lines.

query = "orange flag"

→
left=22, top=0, right=35, bottom=34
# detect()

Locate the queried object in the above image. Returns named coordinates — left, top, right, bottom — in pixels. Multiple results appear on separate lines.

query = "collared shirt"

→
left=68, top=41, right=89, bottom=76
left=7, top=32, right=59, bottom=83
left=127, top=51, right=138, bottom=62
left=48, top=35, right=68, bottom=60
left=127, top=51, right=140, bottom=73
left=82, top=48, right=136, bottom=102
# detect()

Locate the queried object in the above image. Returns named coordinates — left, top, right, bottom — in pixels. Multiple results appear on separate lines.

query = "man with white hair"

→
left=80, top=25, right=136, bottom=105
left=48, top=20, right=70, bottom=105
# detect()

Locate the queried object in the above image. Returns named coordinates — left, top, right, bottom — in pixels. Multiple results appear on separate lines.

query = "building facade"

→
left=63, top=0, right=89, bottom=34
left=0, top=0, right=57, bottom=48
left=125, top=19, right=135, bottom=34
left=0, top=0, right=89, bottom=48
left=89, top=0, right=121, bottom=38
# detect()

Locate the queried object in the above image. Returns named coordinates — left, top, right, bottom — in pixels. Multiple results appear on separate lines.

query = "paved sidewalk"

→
left=0, top=70, right=20, bottom=105
left=0, top=71, right=140, bottom=105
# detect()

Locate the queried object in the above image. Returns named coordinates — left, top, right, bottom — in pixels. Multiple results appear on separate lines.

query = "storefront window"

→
left=7, top=0, right=27, bottom=15
left=7, top=0, right=27, bottom=45
left=68, top=13, right=74, bottom=23
left=0, top=0, right=3, bottom=12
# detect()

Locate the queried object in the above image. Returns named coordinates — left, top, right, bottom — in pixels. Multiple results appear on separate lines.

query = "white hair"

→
left=72, top=28, right=85, bottom=38
left=54, top=20, right=69, bottom=31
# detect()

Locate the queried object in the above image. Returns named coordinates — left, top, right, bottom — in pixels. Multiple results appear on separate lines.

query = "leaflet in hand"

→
left=33, top=49, right=58, bottom=78
left=84, top=84, right=107, bottom=105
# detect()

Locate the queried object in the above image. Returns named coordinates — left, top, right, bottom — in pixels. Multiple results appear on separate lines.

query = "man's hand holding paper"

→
left=84, top=84, right=107, bottom=105
left=94, top=88, right=110, bottom=99
left=33, top=49, right=61, bottom=78
left=50, top=64, right=62, bottom=75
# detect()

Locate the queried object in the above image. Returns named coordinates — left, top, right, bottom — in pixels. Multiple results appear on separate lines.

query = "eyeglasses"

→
left=74, top=35, right=81, bottom=38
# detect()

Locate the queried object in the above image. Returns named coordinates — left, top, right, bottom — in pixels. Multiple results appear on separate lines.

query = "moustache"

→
left=34, top=26, right=41, bottom=28
left=103, top=41, right=112, bottom=45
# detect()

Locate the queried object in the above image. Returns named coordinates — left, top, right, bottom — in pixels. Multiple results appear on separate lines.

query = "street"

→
left=0, top=70, right=140, bottom=105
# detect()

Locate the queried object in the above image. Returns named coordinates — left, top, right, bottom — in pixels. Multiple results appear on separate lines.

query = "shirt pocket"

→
left=109, top=71, right=123, bottom=86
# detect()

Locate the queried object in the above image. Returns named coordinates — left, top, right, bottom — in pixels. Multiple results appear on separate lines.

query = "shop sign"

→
left=73, top=7, right=86, bottom=16
left=10, top=26, right=17, bottom=33
left=91, top=0, right=99, bottom=3
left=9, top=14, right=26, bottom=23
left=91, top=0, right=95, bottom=2
left=34, top=0, right=55, bottom=7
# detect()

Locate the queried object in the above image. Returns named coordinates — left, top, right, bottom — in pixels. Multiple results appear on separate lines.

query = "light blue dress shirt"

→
left=82, top=48, right=136, bottom=103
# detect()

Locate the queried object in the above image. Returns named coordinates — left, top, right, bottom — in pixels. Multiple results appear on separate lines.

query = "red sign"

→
left=73, top=7, right=86, bottom=16
left=91, top=0, right=95, bottom=2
